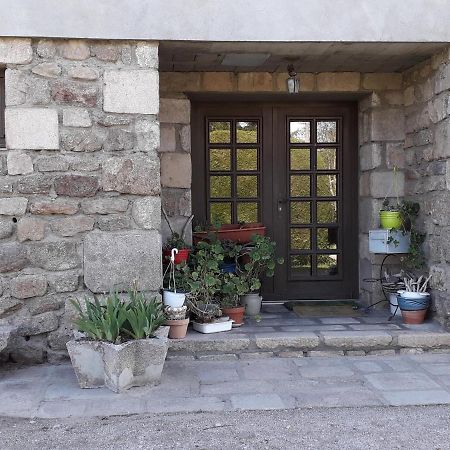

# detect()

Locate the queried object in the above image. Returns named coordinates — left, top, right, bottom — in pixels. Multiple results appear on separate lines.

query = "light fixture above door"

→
left=286, top=64, right=300, bottom=94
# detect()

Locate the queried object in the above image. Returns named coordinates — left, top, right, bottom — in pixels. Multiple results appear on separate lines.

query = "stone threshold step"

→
left=168, top=331, right=450, bottom=359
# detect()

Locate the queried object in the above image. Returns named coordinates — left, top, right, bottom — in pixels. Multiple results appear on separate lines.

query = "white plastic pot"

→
left=397, top=291, right=430, bottom=300
left=192, top=320, right=233, bottom=334
left=163, top=290, right=186, bottom=308
left=389, top=293, right=402, bottom=316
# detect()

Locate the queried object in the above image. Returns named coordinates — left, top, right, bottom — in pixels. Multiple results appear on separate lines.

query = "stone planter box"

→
left=66, top=326, right=169, bottom=393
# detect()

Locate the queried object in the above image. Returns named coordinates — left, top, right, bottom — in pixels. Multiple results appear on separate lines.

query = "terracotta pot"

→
left=163, top=248, right=190, bottom=265
left=221, top=306, right=245, bottom=326
left=400, top=309, right=427, bottom=324
left=193, top=223, right=266, bottom=244
left=165, top=318, right=189, bottom=339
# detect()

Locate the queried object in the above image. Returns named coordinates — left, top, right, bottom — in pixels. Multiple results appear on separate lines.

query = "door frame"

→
left=191, top=98, right=359, bottom=301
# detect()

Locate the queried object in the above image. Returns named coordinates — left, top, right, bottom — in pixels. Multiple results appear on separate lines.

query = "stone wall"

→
left=159, top=70, right=405, bottom=307
left=0, top=38, right=161, bottom=363
left=402, top=47, right=450, bottom=325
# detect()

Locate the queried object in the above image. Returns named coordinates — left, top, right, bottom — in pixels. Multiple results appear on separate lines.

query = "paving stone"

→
left=397, top=332, right=450, bottom=348
left=349, top=324, right=401, bottom=330
left=319, top=317, right=361, bottom=324
left=293, top=356, right=345, bottom=366
left=320, top=331, right=393, bottom=348
left=230, top=393, right=286, bottom=410
left=255, top=332, right=320, bottom=350
left=280, top=325, right=347, bottom=332
left=143, top=396, right=226, bottom=415
left=364, top=372, right=440, bottom=391
left=307, top=350, right=345, bottom=357
left=198, top=368, right=239, bottom=384
left=422, top=364, right=450, bottom=375
left=240, top=359, right=295, bottom=380
left=381, top=389, right=450, bottom=406
left=239, top=352, right=274, bottom=360
left=298, top=366, right=355, bottom=378
left=278, top=351, right=305, bottom=358
left=170, top=333, right=250, bottom=353
left=368, top=349, right=396, bottom=356
left=352, top=361, right=384, bottom=373
left=196, top=354, right=238, bottom=361
left=383, top=359, right=417, bottom=372
left=200, top=379, right=275, bottom=396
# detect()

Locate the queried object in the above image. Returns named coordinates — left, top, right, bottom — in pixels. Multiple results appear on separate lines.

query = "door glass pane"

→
left=317, top=148, right=336, bottom=170
left=290, top=148, right=310, bottom=170
left=236, top=121, right=258, bottom=143
left=317, top=227, right=338, bottom=250
left=237, top=175, right=258, bottom=198
left=317, top=201, right=337, bottom=223
left=317, top=121, right=337, bottom=143
left=209, top=121, right=231, bottom=143
left=237, top=202, right=258, bottom=223
left=317, top=254, right=338, bottom=276
left=317, top=174, right=337, bottom=197
left=291, top=228, right=311, bottom=250
left=210, top=175, right=231, bottom=198
left=290, top=175, right=310, bottom=197
left=291, top=255, right=311, bottom=276
left=237, top=148, right=258, bottom=171
left=210, top=149, right=231, bottom=171
left=210, top=202, right=231, bottom=224
left=290, top=201, right=311, bottom=224
left=290, top=121, right=310, bottom=143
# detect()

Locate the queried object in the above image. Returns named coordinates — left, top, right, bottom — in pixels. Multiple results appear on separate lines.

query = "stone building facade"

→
left=1, top=1, right=450, bottom=362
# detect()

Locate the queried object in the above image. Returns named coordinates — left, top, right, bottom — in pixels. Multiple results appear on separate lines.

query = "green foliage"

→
left=163, top=232, right=189, bottom=250
left=71, top=289, right=165, bottom=343
left=219, top=272, right=248, bottom=308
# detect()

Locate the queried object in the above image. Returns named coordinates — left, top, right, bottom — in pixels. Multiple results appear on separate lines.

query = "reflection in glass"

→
left=317, top=254, right=338, bottom=276
left=209, top=149, right=231, bottom=171
left=209, top=121, right=231, bottom=143
left=237, top=202, right=258, bottom=223
left=291, top=228, right=311, bottom=250
left=210, top=202, right=231, bottom=224
left=317, top=121, right=337, bottom=143
left=290, top=201, right=311, bottom=224
left=290, top=121, right=310, bottom=143
left=290, top=175, right=310, bottom=197
left=236, top=121, right=258, bottom=143
left=317, top=174, right=337, bottom=197
left=290, top=148, right=310, bottom=170
left=291, top=255, right=311, bottom=276
left=237, top=148, right=258, bottom=171
left=317, top=201, right=338, bottom=223
left=210, top=175, right=231, bottom=198
left=317, top=148, right=336, bottom=170
left=237, top=175, right=258, bottom=198
left=317, top=228, right=338, bottom=250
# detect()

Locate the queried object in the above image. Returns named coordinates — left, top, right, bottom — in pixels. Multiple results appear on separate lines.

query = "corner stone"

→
left=0, top=38, right=32, bottom=64
left=132, top=197, right=161, bottom=230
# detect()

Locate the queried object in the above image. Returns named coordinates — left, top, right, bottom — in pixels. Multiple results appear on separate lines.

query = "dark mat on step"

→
left=284, top=300, right=362, bottom=317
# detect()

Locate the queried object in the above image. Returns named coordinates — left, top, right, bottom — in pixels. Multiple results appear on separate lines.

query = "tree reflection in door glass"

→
left=317, top=121, right=337, bottom=143
left=317, top=201, right=337, bottom=223
left=290, top=255, right=311, bottom=276
left=290, top=121, right=310, bottom=143
left=317, top=254, right=338, bottom=275
left=209, top=121, right=231, bottom=143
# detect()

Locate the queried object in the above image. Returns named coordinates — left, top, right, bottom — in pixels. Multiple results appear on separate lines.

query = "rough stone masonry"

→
left=0, top=38, right=162, bottom=363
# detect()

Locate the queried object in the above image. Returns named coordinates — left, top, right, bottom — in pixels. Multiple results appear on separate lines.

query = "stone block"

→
left=83, top=230, right=162, bottom=293
left=0, top=243, right=28, bottom=273
left=17, top=217, right=46, bottom=242
left=132, top=196, right=161, bottom=230
left=362, top=73, right=402, bottom=91
left=81, top=197, right=129, bottom=215
left=135, top=120, right=160, bottom=153
left=434, top=119, right=450, bottom=159
left=370, top=109, right=405, bottom=141
left=403, top=86, right=416, bottom=106
left=180, top=125, right=191, bottom=152
left=386, top=142, right=405, bottom=169
left=317, top=72, right=360, bottom=91
left=96, top=215, right=131, bottom=231
left=0, top=297, right=23, bottom=318
left=7, top=151, right=33, bottom=175
left=397, top=333, right=450, bottom=348
left=429, top=91, right=450, bottom=124
left=370, top=171, right=405, bottom=199
left=35, top=156, right=70, bottom=172
left=0, top=38, right=32, bottom=64
left=275, top=72, right=315, bottom=92
left=159, top=99, right=190, bottom=124
left=320, top=331, right=392, bottom=348
left=51, top=216, right=95, bottom=237
left=160, top=125, right=176, bottom=152
left=160, top=153, right=191, bottom=188
left=62, top=109, right=92, bottom=127
left=32, top=63, right=61, bottom=79
left=413, top=129, right=433, bottom=147
left=10, top=275, right=47, bottom=299
left=435, top=63, right=450, bottom=94
left=159, top=72, right=201, bottom=93
left=60, top=40, right=90, bottom=61
left=37, top=39, right=57, bottom=59
left=102, top=155, right=160, bottom=195
left=67, top=66, right=99, bottom=81
left=91, top=44, right=119, bottom=62
left=161, top=188, right=191, bottom=217
left=203, top=72, right=234, bottom=91
left=103, top=70, right=159, bottom=114
left=237, top=72, right=272, bottom=91
left=28, top=241, right=81, bottom=271
left=255, top=332, right=320, bottom=349
left=54, top=175, right=99, bottom=197
left=52, top=81, right=98, bottom=107
left=47, top=271, right=80, bottom=293
left=169, top=333, right=250, bottom=352
left=20, top=311, right=59, bottom=336
left=70, top=159, right=101, bottom=172
left=103, top=128, right=135, bottom=151
left=359, top=143, right=382, bottom=171
left=15, top=174, right=53, bottom=194
left=4, top=69, right=26, bottom=106
left=0, top=197, right=28, bottom=215
left=0, top=219, right=14, bottom=239
left=29, top=199, right=79, bottom=215
left=61, top=128, right=105, bottom=152
left=5, top=108, right=59, bottom=150
left=135, top=42, right=158, bottom=68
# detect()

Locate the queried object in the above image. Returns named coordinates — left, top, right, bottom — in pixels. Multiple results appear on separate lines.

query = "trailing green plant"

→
left=71, top=288, right=165, bottom=343
left=163, top=232, right=190, bottom=250
left=163, top=261, right=191, bottom=293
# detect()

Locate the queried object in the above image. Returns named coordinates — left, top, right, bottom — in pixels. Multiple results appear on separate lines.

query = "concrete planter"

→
left=66, top=326, right=169, bottom=393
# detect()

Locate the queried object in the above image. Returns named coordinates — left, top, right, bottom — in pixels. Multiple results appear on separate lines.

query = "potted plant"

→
left=219, top=272, right=247, bottom=326
left=66, top=287, right=168, bottom=393
left=397, top=274, right=432, bottom=324
left=162, top=250, right=190, bottom=308
left=380, top=199, right=403, bottom=230
left=238, top=234, right=284, bottom=316
left=163, top=232, right=191, bottom=265
left=193, top=222, right=266, bottom=245
left=164, top=305, right=189, bottom=339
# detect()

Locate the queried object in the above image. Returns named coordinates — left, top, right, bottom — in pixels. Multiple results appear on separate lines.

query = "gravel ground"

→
left=1, top=406, right=449, bottom=450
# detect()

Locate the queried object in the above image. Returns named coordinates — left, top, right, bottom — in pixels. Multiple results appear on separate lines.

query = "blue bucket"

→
left=220, top=262, right=237, bottom=274
left=398, top=294, right=429, bottom=311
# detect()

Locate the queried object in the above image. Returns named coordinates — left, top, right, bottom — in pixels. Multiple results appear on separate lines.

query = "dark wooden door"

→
left=191, top=101, right=358, bottom=301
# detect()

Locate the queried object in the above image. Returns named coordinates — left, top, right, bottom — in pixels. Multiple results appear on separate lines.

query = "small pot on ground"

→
left=400, top=309, right=428, bottom=324
left=398, top=288, right=430, bottom=325
left=241, top=293, right=263, bottom=316
left=221, top=306, right=245, bottom=326
left=165, top=305, right=189, bottom=339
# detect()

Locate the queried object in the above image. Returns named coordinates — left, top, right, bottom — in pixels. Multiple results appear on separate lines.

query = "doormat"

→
left=284, top=301, right=362, bottom=317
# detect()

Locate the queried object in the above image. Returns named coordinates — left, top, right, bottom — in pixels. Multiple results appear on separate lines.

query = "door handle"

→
left=277, top=198, right=288, bottom=212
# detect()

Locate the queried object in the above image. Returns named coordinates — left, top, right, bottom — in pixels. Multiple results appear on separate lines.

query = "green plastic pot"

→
left=379, top=210, right=402, bottom=229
